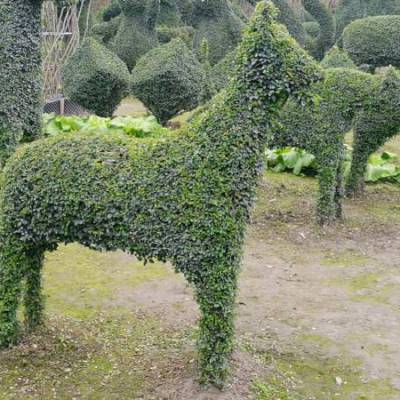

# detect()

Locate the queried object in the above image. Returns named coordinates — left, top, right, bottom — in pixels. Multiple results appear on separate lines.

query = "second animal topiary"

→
left=131, top=38, right=209, bottom=124
left=63, top=38, right=130, bottom=117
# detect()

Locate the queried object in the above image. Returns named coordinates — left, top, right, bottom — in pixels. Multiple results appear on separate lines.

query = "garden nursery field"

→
left=1, top=0, right=400, bottom=399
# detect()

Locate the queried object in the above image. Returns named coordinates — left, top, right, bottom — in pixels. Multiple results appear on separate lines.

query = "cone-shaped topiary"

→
left=0, top=1, right=320, bottom=386
left=0, top=0, right=44, bottom=167
left=110, top=0, right=160, bottom=70
left=342, top=15, right=400, bottom=69
left=131, top=38, right=209, bottom=124
left=63, top=37, right=130, bottom=117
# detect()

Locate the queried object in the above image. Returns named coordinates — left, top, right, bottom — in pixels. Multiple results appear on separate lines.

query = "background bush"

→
left=342, top=15, right=400, bottom=69
left=63, top=38, right=130, bottom=117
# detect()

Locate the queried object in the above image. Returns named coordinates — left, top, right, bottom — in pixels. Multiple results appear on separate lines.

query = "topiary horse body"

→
left=0, top=2, right=320, bottom=386
left=271, top=67, right=400, bottom=224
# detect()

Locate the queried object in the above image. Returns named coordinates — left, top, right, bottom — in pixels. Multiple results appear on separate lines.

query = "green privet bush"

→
left=131, top=38, right=209, bottom=124
left=0, top=0, right=44, bottom=166
left=63, top=38, right=130, bottom=117
left=0, top=2, right=320, bottom=386
left=191, top=0, right=244, bottom=65
left=342, top=16, right=400, bottom=69
left=335, top=0, right=400, bottom=39
left=270, top=68, right=380, bottom=223
left=321, top=46, right=356, bottom=69
left=271, top=65, right=400, bottom=222
left=110, top=0, right=160, bottom=70
left=303, top=21, right=320, bottom=38
left=346, top=68, right=400, bottom=196
left=303, top=0, right=335, bottom=60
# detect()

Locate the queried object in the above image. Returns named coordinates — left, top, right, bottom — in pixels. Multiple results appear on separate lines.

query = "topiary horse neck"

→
left=0, top=1, right=320, bottom=387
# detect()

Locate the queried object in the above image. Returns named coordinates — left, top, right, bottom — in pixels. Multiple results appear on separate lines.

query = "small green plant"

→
left=265, top=146, right=400, bottom=184
left=43, top=114, right=169, bottom=138
left=252, top=379, right=291, bottom=400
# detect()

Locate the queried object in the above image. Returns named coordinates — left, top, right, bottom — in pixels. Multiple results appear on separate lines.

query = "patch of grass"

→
left=44, top=244, right=175, bottom=319
left=321, top=250, right=370, bottom=268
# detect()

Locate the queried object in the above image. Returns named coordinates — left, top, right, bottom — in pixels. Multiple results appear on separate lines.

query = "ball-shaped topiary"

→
left=63, top=38, right=130, bottom=117
left=342, top=15, right=400, bottom=69
left=131, top=38, right=209, bottom=124
left=0, top=0, right=44, bottom=166
left=335, top=0, right=400, bottom=39
left=191, top=0, right=244, bottom=65
left=0, top=2, right=320, bottom=386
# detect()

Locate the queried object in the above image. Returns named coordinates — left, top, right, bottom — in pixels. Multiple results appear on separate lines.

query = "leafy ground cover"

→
left=0, top=169, right=399, bottom=399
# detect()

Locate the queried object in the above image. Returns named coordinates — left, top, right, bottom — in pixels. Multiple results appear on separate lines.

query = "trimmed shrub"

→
left=347, top=68, right=400, bottom=195
left=110, top=0, right=160, bottom=70
left=191, top=0, right=244, bottom=65
left=321, top=46, right=356, bottom=69
left=156, top=25, right=194, bottom=45
left=303, top=21, right=320, bottom=38
left=336, top=0, right=400, bottom=38
left=0, top=0, right=43, bottom=166
left=0, top=2, right=320, bottom=386
left=303, top=0, right=335, bottom=60
left=63, top=38, right=130, bottom=117
left=342, top=15, right=400, bottom=69
left=131, top=38, right=208, bottom=124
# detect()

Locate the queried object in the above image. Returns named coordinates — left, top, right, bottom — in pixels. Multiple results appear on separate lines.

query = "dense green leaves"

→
left=131, top=38, right=209, bottom=124
left=342, top=15, right=400, bottom=69
left=0, top=2, right=320, bottom=386
left=0, top=0, right=43, bottom=166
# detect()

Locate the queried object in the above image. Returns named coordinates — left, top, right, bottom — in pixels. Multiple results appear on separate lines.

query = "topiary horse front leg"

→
left=0, top=240, right=27, bottom=347
left=23, top=248, right=45, bottom=331
left=194, top=259, right=239, bottom=387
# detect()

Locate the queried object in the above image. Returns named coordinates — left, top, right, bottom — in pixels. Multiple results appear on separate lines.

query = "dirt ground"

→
left=0, top=171, right=400, bottom=400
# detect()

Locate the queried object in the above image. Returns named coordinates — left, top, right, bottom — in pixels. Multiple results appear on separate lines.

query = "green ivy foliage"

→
left=271, top=68, right=379, bottom=223
left=272, top=66, right=400, bottom=222
left=131, top=38, right=209, bottom=124
left=342, top=15, right=400, bottom=69
left=191, top=0, right=244, bottom=65
left=0, top=0, right=43, bottom=166
left=63, top=38, right=130, bottom=117
left=320, top=46, right=356, bottom=69
left=346, top=67, right=400, bottom=195
left=110, top=0, right=160, bottom=70
left=335, top=0, right=400, bottom=39
left=303, top=0, right=335, bottom=60
left=0, top=2, right=320, bottom=386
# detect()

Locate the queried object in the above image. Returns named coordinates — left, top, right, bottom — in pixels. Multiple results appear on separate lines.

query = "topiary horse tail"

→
left=0, top=1, right=321, bottom=386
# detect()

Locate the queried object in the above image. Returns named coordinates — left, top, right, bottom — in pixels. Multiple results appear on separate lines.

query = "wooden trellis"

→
left=42, top=0, right=92, bottom=100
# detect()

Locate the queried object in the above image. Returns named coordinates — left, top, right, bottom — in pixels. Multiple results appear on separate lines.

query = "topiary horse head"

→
left=0, top=1, right=320, bottom=386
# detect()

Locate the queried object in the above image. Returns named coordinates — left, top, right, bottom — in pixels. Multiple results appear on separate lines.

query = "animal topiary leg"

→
left=0, top=242, right=27, bottom=347
left=334, top=146, right=345, bottom=219
left=23, top=249, right=45, bottom=331
left=316, top=156, right=339, bottom=225
left=195, top=262, right=238, bottom=387
left=346, top=130, right=369, bottom=197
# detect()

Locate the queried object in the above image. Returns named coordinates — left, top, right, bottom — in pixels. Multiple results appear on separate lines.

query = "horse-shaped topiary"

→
left=0, top=2, right=320, bottom=386
left=271, top=66, right=400, bottom=224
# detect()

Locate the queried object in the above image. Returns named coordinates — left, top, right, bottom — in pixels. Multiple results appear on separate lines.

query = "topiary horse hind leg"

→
left=0, top=241, right=28, bottom=347
left=23, top=248, right=45, bottom=331
left=194, top=260, right=239, bottom=387
left=334, top=146, right=346, bottom=219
